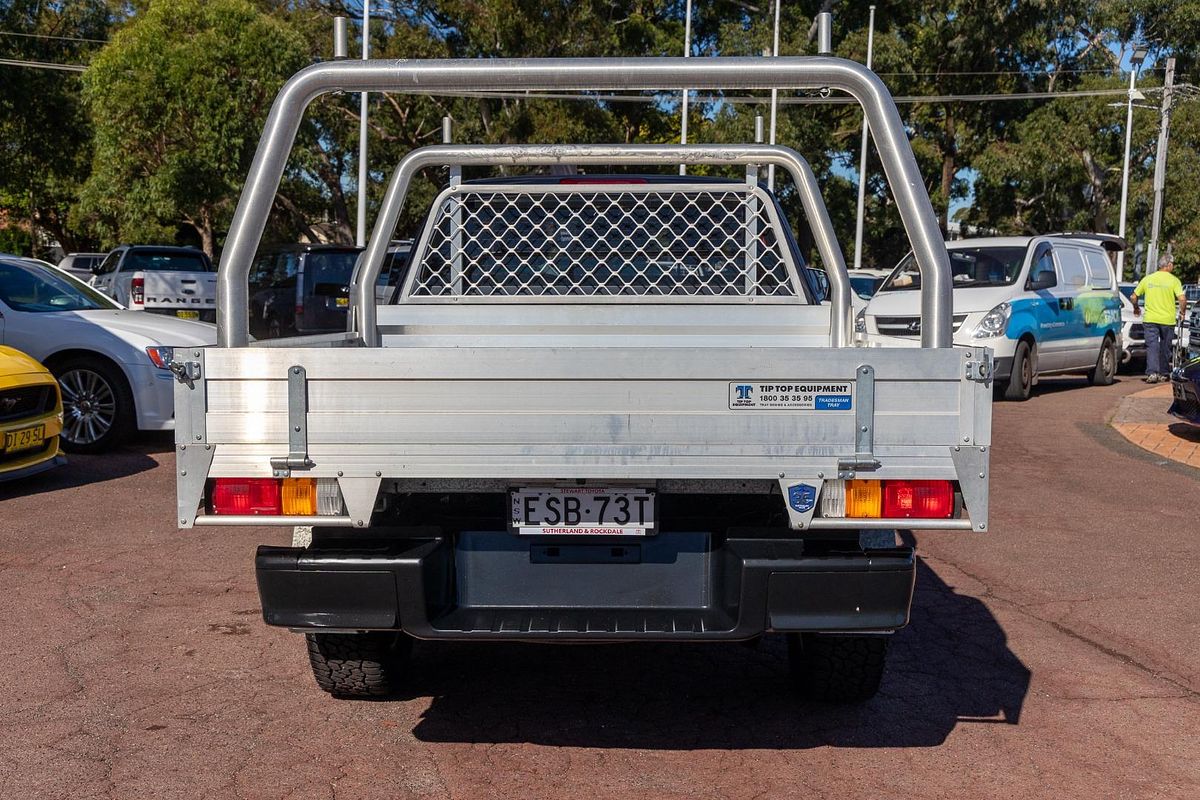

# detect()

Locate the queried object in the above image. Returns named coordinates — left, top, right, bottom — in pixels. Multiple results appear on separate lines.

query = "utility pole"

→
left=852, top=5, right=876, bottom=271
left=1146, top=57, right=1176, bottom=272
left=356, top=2, right=370, bottom=247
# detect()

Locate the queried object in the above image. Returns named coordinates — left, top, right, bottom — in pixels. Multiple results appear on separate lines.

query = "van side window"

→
left=1083, top=250, right=1114, bottom=289
left=1056, top=247, right=1088, bottom=287
left=1030, top=246, right=1054, bottom=282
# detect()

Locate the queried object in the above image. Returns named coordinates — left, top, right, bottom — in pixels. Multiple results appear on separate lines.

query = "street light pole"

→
left=767, top=0, right=782, bottom=190
left=1115, top=44, right=1148, bottom=281
left=679, top=0, right=692, bottom=176
left=356, top=2, right=370, bottom=247
left=852, top=5, right=876, bottom=271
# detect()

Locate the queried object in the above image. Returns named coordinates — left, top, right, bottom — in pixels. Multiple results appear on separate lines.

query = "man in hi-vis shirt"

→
left=1132, top=254, right=1188, bottom=383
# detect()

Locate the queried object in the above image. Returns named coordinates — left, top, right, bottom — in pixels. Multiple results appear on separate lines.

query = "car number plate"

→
left=510, top=487, right=655, bottom=536
left=335, top=296, right=349, bottom=308
left=3, top=424, right=45, bottom=454
left=176, top=310, right=200, bottom=320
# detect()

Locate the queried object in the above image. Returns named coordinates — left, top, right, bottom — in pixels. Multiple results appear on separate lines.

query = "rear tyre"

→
left=1001, top=339, right=1035, bottom=401
left=787, top=633, right=888, bottom=703
left=306, top=632, right=412, bottom=698
left=51, top=357, right=135, bottom=453
left=1088, top=336, right=1117, bottom=386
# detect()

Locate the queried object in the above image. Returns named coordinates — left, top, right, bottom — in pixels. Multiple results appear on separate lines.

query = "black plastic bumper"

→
left=256, top=535, right=916, bottom=641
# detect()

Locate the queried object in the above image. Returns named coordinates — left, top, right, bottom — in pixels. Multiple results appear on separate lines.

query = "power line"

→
left=0, top=30, right=107, bottom=44
left=407, top=86, right=1132, bottom=105
left=0, top=57, right=85, bottom=72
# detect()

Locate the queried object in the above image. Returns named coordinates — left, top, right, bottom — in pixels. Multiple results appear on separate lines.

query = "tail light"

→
left=845, top=480, right=882, bottom=518
left=208, top=478, right=345, bottom=516
left=210, top=478, right=281, bottom=515
left=281, top=478, right=316, bottom=515
left=882, top=480, right=954, bottom=519
left=821, top=479, right=956, bottom=520
left=130, top=277, right=144, bottom=305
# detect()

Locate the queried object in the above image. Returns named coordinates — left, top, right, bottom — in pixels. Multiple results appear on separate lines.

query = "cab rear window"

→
left=127, top=252, right=212, bottom=272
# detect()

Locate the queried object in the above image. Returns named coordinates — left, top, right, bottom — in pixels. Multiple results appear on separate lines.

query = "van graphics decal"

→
left=728, top=382, right=854, bottom=411
left=1007, top=292, right=1120, bottom=341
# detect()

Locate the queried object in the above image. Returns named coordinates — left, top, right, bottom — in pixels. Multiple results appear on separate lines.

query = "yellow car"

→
left=0, top=346, right=66, bottom=481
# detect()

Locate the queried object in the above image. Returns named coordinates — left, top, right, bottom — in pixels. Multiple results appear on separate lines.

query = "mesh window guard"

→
left=406, top=184, right=802, bottom=301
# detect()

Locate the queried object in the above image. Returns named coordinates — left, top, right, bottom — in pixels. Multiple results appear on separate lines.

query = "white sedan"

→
left=0, top=256, right=216, bottom=452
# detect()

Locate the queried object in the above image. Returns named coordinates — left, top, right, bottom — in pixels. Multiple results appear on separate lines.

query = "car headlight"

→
left=145, top=346, right=174, bottom=369
left=972, top=303, right=1011, bottom=339
left=854, top=308, right=867, bottom=333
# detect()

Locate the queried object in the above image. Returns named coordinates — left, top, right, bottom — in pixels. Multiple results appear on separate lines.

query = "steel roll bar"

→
left=350, top=144, right=851, bottom=347
left=217, top=56, right=952, bottom=348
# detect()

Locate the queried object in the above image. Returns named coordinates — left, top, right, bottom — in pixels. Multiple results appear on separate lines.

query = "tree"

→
left=0, top=0, right=114, bottom=255
left=76, top=0, right=307, bottom=255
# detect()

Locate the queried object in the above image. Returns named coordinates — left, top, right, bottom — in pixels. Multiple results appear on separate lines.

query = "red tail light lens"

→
left=882, top=480, right=954, bottom=519
left=209, top=478, right=281, bottom=515
left=131, top=277, right=144, bottom=305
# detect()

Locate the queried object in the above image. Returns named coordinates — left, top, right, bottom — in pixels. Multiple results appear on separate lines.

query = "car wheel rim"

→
left=1022, top=354, right=1032, bottom=389
left=59, top=369, right=117, bottom=445
left=1104, top=343, right=1114, bottom=376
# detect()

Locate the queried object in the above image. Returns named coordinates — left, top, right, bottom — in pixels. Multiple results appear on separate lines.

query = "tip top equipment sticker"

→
left=728, top=381, right=854, bottom=411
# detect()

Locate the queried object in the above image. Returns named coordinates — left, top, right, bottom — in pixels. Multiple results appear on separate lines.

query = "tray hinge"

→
left=837, top=363, right=880, bottom=477
left=270, top=365, right=313, bottom=477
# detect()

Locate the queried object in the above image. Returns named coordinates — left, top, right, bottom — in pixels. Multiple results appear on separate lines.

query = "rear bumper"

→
left=255, top=535, right=916, bottom=641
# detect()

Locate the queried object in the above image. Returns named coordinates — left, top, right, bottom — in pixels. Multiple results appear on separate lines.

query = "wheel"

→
left=787, top=633, right=888, bottom=703
left=306, top=632, right=412, bottom=698
left=1088, top=336, right=1117, bottom=386
left=1002, top=339, right=1035, bottom=401
left=51, top=357, right=135, bottom=453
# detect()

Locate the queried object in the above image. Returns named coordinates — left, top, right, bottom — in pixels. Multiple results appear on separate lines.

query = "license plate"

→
left=3, top=424, right=45, bottom=454
left=510, top=487, right=656, bottom=536
left=176, top=310, right=200, bottom=320
left=335, top=296, right=349, bottom=308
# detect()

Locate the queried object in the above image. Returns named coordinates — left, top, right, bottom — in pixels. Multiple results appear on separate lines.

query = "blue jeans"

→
left=1144, top=322, right=1174, bottom=376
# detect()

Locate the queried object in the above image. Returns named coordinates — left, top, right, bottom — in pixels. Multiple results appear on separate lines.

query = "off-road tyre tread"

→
left=787, top=633, right=888, bottom=703
left=305, top=632, right=411, bottom=698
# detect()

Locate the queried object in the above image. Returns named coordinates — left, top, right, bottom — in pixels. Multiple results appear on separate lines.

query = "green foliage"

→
left=0, top=0, right=113, bottom=254
left=2, top=0, right=1199, bottom=282
left=76, top=0, right=307, bottom=254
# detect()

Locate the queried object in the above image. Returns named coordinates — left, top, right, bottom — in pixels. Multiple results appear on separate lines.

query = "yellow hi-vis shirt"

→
left=1134, top=270, right=1185, bottom=325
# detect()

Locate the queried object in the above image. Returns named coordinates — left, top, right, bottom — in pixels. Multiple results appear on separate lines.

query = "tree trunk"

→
left=192, top=207, right=215, bottom=257
left=939, top=110, right=957, bottom=234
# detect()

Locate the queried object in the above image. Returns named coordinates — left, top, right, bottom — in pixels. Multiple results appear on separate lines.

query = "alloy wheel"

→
left=58, top=368, right=118, bottom=446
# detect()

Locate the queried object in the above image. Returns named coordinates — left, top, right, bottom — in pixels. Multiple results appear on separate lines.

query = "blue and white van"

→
left=858, top=235, right=1123, bottom=400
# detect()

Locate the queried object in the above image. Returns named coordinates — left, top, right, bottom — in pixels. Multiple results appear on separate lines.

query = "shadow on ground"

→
left=407, top=558, right=1030, bottom=750
left=0, top=432, right=171, bottom=501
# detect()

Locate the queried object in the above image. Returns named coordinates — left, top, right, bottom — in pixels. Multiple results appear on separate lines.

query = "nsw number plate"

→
left=176, top=310, right=200, bottom=320
left=3, top=424, right=45, bottom=454
left=510, top=487, right=655, bottom=536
